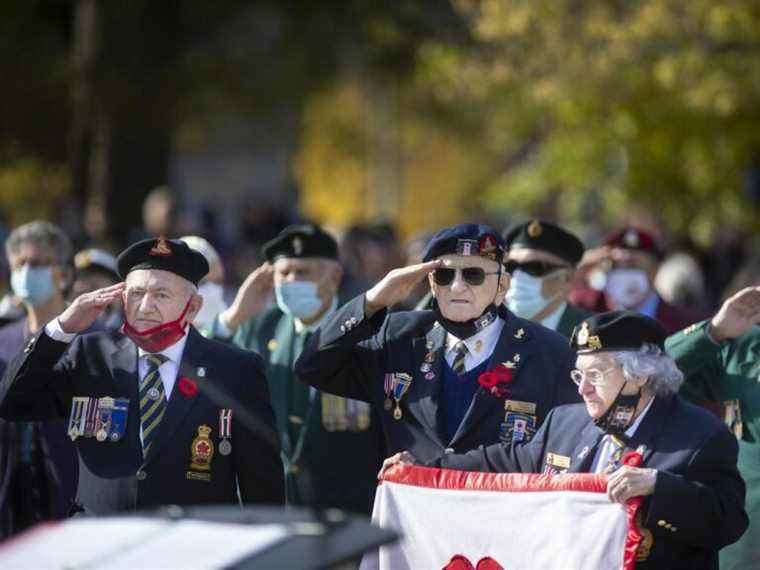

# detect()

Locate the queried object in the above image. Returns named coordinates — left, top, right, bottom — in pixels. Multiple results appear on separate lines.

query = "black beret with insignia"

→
left=570, top=311, right=667, bottom=354
left=117, top=237, right=209, bottom=285
left=422, top=223, right=505, bottom=263
left=262, top=224, right=339, bottom=262
left=503, top=219, right=585, bottom=265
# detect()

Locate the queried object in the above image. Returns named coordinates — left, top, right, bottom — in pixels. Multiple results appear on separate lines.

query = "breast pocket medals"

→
left=69, top=396, right=129, bottom=442
left=187, top=425, right=214, bottom=482
left=384, top=372, right=413, bottom=419
left=218, top=409, right=232, bottom=455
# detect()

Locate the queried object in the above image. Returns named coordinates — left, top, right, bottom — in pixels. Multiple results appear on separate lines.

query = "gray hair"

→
left=611, top=343, right=684, bottom=396
left=5, top=221, right=73, bottom=267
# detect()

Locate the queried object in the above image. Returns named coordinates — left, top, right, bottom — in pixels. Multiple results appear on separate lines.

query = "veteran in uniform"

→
left=503, top=219, right=593, bottom=337
left=295, top=224, right=580, bottom=464
left=386, top=311, right=748, bottom=569
left=212, top=224, right=384, bottom=513
left=0, top=237, right=284, bottom=515
left=666, top=285, right=760, bottom=570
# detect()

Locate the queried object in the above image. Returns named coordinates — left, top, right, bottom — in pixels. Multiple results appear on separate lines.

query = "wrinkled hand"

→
left=606, top=466, right=657, bottom=504
left=221, top=263, right=274, bottom=330
left=709, top=286, right=760, bottom=342
left=365, top=260, right=442, bottom=317
left=58, top=283, right=125, bottom=334
left=378, top=451, right=418, bottom=479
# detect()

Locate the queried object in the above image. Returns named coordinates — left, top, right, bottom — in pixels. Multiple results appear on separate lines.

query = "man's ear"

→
left=187, top=293, right=204, bottom=322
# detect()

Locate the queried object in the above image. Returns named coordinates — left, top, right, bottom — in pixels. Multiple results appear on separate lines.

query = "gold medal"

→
left=96, top=429, right=108, bottom=442
left=393, top=403, right=403, bottom=420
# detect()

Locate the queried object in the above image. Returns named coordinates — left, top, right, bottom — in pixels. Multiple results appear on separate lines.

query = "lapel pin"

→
left=197, top=367, right=206, bottom=378
left=578, top=446, right=590, bottom=460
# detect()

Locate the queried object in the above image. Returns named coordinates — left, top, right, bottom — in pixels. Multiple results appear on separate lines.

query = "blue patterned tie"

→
left=140, top=354, right=168, bottom=457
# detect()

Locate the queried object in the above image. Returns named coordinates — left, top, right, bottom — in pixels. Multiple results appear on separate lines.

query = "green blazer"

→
left=556, top=303, right=594, bottom=338
left=231, top=304, right=385, bottom=514
left=666, top=321, right=760, bottom=569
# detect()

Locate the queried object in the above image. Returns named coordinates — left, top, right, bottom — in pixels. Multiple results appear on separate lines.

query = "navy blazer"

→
left=295, top=294, right=580, bottom=463
left=437, top=395, right=748, bottom=569
left=0, top=327, right=284, bottom=514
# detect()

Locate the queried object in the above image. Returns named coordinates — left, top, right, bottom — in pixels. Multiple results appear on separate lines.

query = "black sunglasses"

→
left=433, top=267, right=500, bottom=287
left=504, top=260, right=570, bottom=277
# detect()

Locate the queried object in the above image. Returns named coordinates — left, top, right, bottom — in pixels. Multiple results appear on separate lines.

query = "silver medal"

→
left=219, top=439, right=232, bottom=456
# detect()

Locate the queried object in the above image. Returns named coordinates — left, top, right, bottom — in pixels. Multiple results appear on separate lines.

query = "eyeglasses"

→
left=504, top=260, right=570, bottom=277
left=570, top=367, right=617, bottom=387
left=433, top=267, right=500, bottom=287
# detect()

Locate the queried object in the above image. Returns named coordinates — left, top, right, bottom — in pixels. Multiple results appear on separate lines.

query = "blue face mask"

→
left=275, top=281, right=324, bottom=320
left=11, top=265, right=56, bottom=307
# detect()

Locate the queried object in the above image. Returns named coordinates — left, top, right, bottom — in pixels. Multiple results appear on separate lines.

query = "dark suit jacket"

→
left=437, top=395, right=748, bottom=569
left=295, top=294, right=580, bottom=463
left=0, top=327, right=284, bottom=515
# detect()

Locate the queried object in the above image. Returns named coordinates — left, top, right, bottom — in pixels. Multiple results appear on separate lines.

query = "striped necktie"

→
left=140, top=353, right=168, bottom=457
left=452, top=341, right=468, bottom=375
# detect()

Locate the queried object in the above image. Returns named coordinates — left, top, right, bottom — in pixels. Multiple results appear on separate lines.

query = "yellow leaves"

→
left=0, top=157, right=69, bottom=227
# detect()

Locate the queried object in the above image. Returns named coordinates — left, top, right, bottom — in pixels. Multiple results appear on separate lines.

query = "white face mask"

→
left=505, top=269, right=552, bottom=320
left=604, top=268, right=651, bottom=309
left=275, top=281, right=324, bottom=321
left=194, top=282, right=228, bottom=330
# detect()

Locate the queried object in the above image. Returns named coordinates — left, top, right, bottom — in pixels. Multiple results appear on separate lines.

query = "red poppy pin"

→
left=621, top=450, right=643, bottom=467
left=477, top=364, right=514, bottom=398
left=177, top=376, right=198, bottom=397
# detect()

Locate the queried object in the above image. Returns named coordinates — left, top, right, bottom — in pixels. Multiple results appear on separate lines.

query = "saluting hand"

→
left=709, top=286, right=760, bottom=342
left=58, top=283, right=125, bottom=334
left=365, top=260, right=442, bottom=317
left=220, top=263, right=274, bottom=331
left=378, top=451, right=418, bottom=479
left=606, top=465, right=657, bottom=504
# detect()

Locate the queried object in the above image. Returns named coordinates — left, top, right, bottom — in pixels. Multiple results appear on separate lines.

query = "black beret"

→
left=603, top=226, right=664, bottom=260
left=117, top=237, right=209, bottom=286
left=422, top=223, right=505, bottom=263
left=262, top=224, right=338, bottom=262
left=503, top=219, right=585, bottom=265
left=570, top=311, right=667, bottom=354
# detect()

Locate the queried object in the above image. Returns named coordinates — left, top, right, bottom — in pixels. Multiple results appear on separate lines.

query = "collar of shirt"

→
left=539, top=301, right=568, bottom=331
left=637, top=290, right=660, bottom=318
left=294, top=296, right=338, bottom=334
left=625, top=394, right=655, bottom=438
left=137, top=332, right=189, bottom=401
left=445, top=317, right=505, bottom=372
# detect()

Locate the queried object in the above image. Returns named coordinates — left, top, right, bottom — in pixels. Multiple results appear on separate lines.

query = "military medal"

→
left=95, top=397, right=115, bottom=442
left=391, top=373, right=413, bottom=420
left=83, top=398, right=99, bottom=438
left=219, top=409, right=232, bottom=456
left=109, top=398, right=129, bottom=442
left=383, top=373, right=394, bottom=410
left=68, top=397, right=88, bottom=441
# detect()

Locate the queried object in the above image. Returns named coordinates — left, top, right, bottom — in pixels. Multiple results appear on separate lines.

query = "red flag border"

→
left=380, top=465, right=643, bottom=570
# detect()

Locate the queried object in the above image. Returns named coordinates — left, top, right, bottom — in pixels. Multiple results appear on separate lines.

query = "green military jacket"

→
left=556, top=303, right=594, bottom=339
left=230, top=304, right=384, bottom=514
left=666, top=321, right=760, bottom=569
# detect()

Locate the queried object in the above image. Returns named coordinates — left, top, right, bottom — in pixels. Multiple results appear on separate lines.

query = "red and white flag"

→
left=362, top=465, right=644, bottom=570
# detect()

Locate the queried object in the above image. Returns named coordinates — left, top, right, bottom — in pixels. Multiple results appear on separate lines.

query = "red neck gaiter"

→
left=122, top=298, right=192, bottom=353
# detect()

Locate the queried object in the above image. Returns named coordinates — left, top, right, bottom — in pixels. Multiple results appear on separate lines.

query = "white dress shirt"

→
left=444, top=317, right=505, bottom=372
left=591, top=396, right=655, bottom=473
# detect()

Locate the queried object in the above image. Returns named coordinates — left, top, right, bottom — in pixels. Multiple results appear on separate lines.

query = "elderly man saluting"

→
left=296, top=223, right=579, bottom=464
left=0, top=237, right=284, bottom=515
left=384, top=311, right=748, bottom=569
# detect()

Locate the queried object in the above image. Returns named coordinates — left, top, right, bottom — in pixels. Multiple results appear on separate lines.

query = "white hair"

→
left=611, top=343, right=684, bottom=396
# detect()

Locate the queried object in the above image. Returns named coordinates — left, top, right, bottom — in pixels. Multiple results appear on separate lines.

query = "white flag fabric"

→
left=361, top=465, right=644, bottom=570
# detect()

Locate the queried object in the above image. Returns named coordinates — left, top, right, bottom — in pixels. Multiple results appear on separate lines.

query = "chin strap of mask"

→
left=593, top=383, right=643, bottom=436
left=432, top=261, right=505, bottom=340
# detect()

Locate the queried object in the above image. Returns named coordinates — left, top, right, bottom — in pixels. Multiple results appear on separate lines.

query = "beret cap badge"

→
left=577, top=322, right=590, bottom=346
left=527, top=220, right=543, bottom=238
left=623, top=229, right=640, bottom=248
left=292, top=237, right=303, bottom=256
left=149, top=237, right=172, bottom=257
